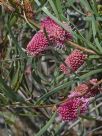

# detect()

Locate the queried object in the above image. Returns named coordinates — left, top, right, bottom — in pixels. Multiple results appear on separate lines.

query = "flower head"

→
left=23, top=0, right=34, bottom=19
left=26, top=31, right=48, bottom=56
left=69, top=79, right=100, bottom=98
left=57, top=97, right=89, bottom=121
left=26, top=17, right=73, bottom=56
left=69, top=84, right=89, bottom=98
left=41, top=17, right=72, bottom=44
left=60, top=49, right=87, bottom=74
left=86, top=79, right=100, bottom=97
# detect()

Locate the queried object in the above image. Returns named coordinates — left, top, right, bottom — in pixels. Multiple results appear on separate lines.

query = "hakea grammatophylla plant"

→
left=68, top=79, right=101, bottom=98
left=57, top=97, right=89, bottom=121
left=60, top=49, right=87, bottom=75
left=26, top=17, right=72, bottom=56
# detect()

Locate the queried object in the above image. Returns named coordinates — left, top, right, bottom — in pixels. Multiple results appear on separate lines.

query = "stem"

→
left=91, top=79, right=102, bottom=89
left=22, top=0, right=40, bottom=29
left=67, top=41, right=96, bottom=54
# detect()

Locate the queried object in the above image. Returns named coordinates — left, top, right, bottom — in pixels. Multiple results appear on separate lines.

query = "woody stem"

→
left=67, top=41, right=96, bottom=54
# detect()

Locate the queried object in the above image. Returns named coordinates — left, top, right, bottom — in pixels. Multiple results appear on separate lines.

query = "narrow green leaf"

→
left=11, top=62, right=20, bottom=89
left=80, top=0, right=93, bottom=13
left=55, top=0, right=64, bottom=20
left=36, top=80, right=73, bottom=104
left=42, top=6, right=71, bottom=33
left=61, top=15, right=99, bottom=53
left=81, top=115, right=98, bottom=121
left=48, top=0, right=59, bottom=18
left=6, top=24, right=26, bottom=58
left=91, top=17, right=102, bottom=53
left=0, top=77, right=24, bottom=102
left=80, top=69, right=102, bottom=80
left=35, top=112, right=56, bottom=136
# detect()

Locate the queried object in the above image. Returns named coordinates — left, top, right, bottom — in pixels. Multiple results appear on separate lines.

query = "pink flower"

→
left=86, top=79, right=100, bottom=97
left=41, top=17, right=72, bottom=44
left=26, top=17, right=73, bottom=56
left=26, top=31, right=48, bottom=56
left=69, top=79, right=100, bottom=98
left=60, top=63, right=69, bottom=75
left=60, top=49, right=87, bottom=74
left=57, top=97, right=89, bottom=121
left=69, top=84, right=89, bottom=98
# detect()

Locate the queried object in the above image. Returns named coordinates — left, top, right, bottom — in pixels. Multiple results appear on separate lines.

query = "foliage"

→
left=0, top=0, right=102, bottom=135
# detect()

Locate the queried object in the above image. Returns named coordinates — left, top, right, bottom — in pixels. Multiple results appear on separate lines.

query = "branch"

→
left=67, top=41, right=96, bottom=54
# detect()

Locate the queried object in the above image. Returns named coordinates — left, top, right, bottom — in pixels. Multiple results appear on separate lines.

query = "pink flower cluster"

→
left=26, top=17, right=72, bottom=56
left=26, top=31, right=48, bottom=56
left=57, top=78, right=101, bottom=121
left=69, top=79, right=100, bottom=98
left=26, top=16, right=100, bottom=122
left=60, top=49, right=87, bottom=75
left=58, top=97, right=89, bottom=121
left=40, top=17, right=72, bottom=43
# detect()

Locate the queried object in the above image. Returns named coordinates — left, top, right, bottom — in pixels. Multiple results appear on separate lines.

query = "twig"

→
left=0, top=1, right=14, bottom=11
left=67, top=41, right=96, bottom=54
left=22, top=0, right=40, bottom=29
left=91, top=79, right=102, bottom=89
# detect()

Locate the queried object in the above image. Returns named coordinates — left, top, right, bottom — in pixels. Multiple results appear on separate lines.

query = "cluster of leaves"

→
left=0, top=0, right=102, bottom=135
